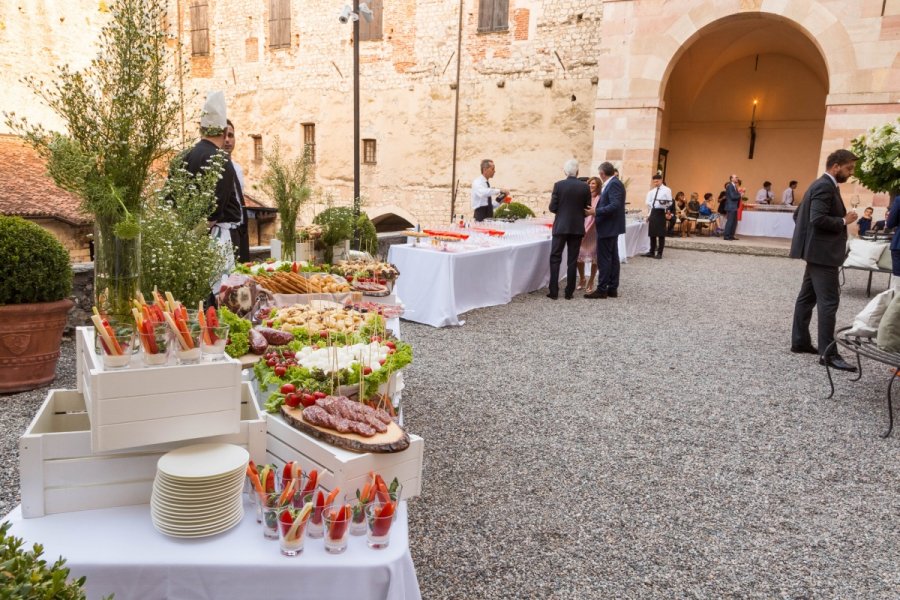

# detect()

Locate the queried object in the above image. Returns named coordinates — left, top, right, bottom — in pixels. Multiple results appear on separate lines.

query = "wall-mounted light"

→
left=748, top=99, right=758, bottom=160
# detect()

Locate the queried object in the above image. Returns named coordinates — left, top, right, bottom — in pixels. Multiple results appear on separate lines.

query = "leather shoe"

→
left=584, top=290, right=607, bottom=299
left=564, top=293, right=573, bottom=300
left=546, top=293, right=557, bottom=300
left=791, top=344, right=818, bottom=355
left=607, top=289, right=618, bottom=298
left=654, top=254, right=662, bottom=259
left=819, top=355, right=857, bottom=372
left=641, top=252, right=655, bottom=257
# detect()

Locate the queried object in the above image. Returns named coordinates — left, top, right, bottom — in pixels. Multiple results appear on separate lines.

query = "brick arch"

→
left=652, top=2, right=856, bottom=98
left=366, top=205, right=417, bottom=232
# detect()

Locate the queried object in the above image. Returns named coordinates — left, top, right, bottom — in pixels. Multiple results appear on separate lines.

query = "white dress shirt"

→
left=645, top=184, right=673, bottom=210
left=756, top=187, right=773, bottom=204
left=781, top=187, right=794, bottom=205
left=471, top=174, right=501, bottom=210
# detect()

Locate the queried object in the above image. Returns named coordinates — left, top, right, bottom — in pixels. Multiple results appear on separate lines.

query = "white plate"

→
left=152, top=484, right=244, bottom=502
left=151, top=501, right=242, bottom=525
left=154, top=472, right=245, bottom=491
left=153, top=509, right=244, bottom=538
left=156, top=470, right=245, bottom=486
left=157, top=443, right=249, bottom=480
left=156, top=464, right=245, bottom=482
left=151, top=495, right=242, bottom=516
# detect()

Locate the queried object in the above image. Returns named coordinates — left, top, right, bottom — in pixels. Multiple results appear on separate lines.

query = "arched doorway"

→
left=659, top=15, right=828, bottom=201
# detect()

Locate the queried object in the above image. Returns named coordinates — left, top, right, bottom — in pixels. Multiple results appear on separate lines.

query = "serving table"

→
left=737, top=206, right=796, bottom=238
left=3, top=500, right=420, bottom=600
left=389, top=220, right=649, bottom=327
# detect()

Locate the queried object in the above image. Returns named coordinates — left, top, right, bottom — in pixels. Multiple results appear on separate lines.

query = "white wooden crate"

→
left=19, top=383, right=266, bottom=518
left=76, top=326, right=242, bottom=452
left=264, top=412, right=423, bottom=501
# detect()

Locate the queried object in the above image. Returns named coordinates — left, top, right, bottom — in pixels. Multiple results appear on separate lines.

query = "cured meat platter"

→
left=280, top=404, right=410, bottom=454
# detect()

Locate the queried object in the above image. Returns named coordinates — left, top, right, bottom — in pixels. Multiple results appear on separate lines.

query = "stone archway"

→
left=366, top=205, right=417, bottom=233
left=591, top=1, right=867, bottom=201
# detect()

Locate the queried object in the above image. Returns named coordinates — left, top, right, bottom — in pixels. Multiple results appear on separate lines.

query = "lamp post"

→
left=352, top=0, right=361, bottom=249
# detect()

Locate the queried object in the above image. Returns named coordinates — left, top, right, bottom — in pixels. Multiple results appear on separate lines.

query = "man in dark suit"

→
left=790, top=149, right=859, bottom=371
left=548, top=159, right=591, bottom=300
left=585, top=162, right=626, bottom=299
left=723, top=174, right=741, bottom=240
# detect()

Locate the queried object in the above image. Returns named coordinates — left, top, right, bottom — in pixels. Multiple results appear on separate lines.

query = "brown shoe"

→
left=584, top=290, right=608, bottom=299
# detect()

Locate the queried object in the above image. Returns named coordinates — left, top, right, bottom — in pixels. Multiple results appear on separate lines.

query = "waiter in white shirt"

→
left=755, top=181, right=773, bottom=204
left=223, top=119, right=249, bottom=262
left=642, top=174, right=673, bottom=259
left=471, top=159, right=510, bottom=221
left=782, top=180, right=798, bottom=206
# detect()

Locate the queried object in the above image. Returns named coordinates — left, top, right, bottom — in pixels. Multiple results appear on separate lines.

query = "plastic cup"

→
left=200, top=324, right=230, bottom=361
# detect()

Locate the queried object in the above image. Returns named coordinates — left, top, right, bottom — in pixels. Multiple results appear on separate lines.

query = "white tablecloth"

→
left=737, top=210, right=795, bottom=238
left=389, top=221, right=650, bottom=328
left=3, top=501, right=420, bottom=600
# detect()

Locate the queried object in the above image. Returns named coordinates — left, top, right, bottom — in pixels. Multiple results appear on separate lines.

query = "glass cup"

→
left=200, top=324, right=230, bottom=361
left=277, top=506, right=307, bottom=557
left=306, top=488, right=330, bottom=539
left=139, top=322, right=170, bottom=367
left=171, top=319, right=202, bottom=365
left=261, top=492, right=281, bottom=540
left=284, top=474, right=310, bottom=510
left=94, top=321, right=135, bottom=370
left=349, top=494, right=372, bottom=537
left=323, top=502, right=351, bottom=554
left=366, top=499, right=398, bottom=549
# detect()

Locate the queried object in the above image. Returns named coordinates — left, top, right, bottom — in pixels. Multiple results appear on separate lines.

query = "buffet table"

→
left=737, top=208, right=796, bottom=238
left=3, top=500, right=420, bottom=600
left=389, top=220, right=649, bottom=327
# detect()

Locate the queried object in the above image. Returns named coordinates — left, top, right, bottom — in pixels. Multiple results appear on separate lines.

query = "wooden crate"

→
left=265, top=412, right=423, bottom=500
left=76, top=326, right=241, bottom=452
left=19, top=383, right=266, bottom=518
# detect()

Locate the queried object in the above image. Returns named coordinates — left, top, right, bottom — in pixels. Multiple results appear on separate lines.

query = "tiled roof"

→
left=244, top=192, right=276, bottom=211
left=0, top=134, right=91, bottom=226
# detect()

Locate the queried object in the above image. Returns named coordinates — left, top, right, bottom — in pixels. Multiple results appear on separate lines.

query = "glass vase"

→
left=94, top=218, right=141, bottom=322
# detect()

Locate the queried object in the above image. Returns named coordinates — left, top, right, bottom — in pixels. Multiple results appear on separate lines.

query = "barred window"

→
left=363, top=139, right=376, bottom=164
left=302, top=123, right=316, bottom=163
left=252, top=135, right=263, bottom=163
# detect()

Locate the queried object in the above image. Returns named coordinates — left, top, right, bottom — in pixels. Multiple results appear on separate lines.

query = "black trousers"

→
left=549, top=234, right=583, bottom=296
left=230, top=225, right=250, bottom=263
left=724, top=210, right=738, bottom=239
left=649, top=236, right=666, bottom=256
left=792, top=262, right=840, bottom=357
left=596, top=235, right=620, bottom=292
left=474, top=205, right=493, bottom=222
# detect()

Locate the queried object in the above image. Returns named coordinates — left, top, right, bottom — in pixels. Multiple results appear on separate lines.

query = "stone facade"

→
left=2, top=0, right=897, bottom=231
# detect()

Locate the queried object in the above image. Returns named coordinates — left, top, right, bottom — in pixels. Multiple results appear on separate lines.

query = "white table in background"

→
left=3, top=501, right=420, bottom=600
left=737, top=210, right=795, bottom=238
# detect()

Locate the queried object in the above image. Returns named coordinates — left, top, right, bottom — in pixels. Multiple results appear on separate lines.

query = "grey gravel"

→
left=2, top=249, right=899, bottom=599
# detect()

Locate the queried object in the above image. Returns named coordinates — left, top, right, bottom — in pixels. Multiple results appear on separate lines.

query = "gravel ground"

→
left=2, top=249, right=899, bottom=598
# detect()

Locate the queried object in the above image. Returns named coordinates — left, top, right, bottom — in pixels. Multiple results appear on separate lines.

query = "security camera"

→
left=338, top=5, right=352, bottom=23
left=358, top=3, right=374, bottom=23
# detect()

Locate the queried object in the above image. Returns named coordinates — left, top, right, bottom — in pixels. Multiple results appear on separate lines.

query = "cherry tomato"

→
left=313, top=391, right=327, bottom=399
left=363, top=366, right=373, bottom=375
left=385, top=341, right=396, bottom=350
left=280, top=383, right=296, bottom=395
left=267, top=358, right=277, bottom=367
left=300, top=393, right=316, bottom=407
left=284, top=393, right=300, bottom=408
left=274, top=366, right=287, bottom=377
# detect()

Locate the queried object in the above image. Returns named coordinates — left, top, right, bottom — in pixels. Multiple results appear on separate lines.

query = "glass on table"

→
left=170, top=319, right=202, bottom=365
left=323, top=502, right=352, bottom=554
left=260, top=492, right=282, bottom=539
left=94, top=320, right=136, bottom=370
left=277, top=504, right=312, bottom=557
left=366, top=499, right=399, bottom=549
left=200, top=323, right=230, bottom=361
left=138, top=321, right=170, bottom=367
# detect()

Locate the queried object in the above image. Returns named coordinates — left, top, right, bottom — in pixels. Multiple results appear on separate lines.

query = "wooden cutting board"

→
left=280, top=405, right=410, bottom=453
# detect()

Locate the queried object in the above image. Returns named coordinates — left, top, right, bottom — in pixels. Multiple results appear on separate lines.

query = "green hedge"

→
left=493, top=202, right=535, bottom=221
left=0, top=216, right=72, bottom=304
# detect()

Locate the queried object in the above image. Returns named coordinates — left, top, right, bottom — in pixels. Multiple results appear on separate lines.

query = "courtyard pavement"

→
left=2, top=248, right=899, bottom=599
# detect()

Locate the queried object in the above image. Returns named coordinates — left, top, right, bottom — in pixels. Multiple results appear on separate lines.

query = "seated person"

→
left=683, top=192, right=700, bottom=236
left=698, top=193, right=714, bottom=217
left=668, top=191, right=684, bottom=234
left=857, top=207, right=873, bottom=237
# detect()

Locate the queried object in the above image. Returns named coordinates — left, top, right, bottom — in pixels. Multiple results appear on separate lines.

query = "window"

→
left=363, top=139, right=377, bottom=164
left=252, top=135, right=263, bottom=163
left=269, top=0, right=291, bottom=49
left=478, top=0, right=508, bottom=32
left=190, top=0, right=209, bottom=56
left=358, top=0, right=383, bottom=41
left=302, top=123, right=316, bottom=163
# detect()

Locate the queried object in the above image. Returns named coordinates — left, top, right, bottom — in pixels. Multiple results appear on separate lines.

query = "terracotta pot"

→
left=0, top=299, right=74, bottom=394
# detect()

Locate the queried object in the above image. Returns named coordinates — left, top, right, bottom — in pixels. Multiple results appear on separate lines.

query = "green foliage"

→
left=852, top=118, right=900, bottom=194
left=312, top=207, right=378, bottom=260
left=0, top=521, right=111, bottom=599
left=493, top=202, right=535, bottom=221
left=259, top=140, right=312, bottom=261
left=355, top=213, right=378, bottom=257
left=220, top=307, right=251, bottom=357
left=5, top=0, right=180, bottom=231
left=0, top=217, right=72, bottom=305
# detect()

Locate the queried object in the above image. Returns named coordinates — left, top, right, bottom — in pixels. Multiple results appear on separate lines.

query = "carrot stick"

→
left=164, top=312, right=191, bottom=349
left=277, top=479, right=296, bottom=507
left=91, top=314, right=119, bottom=355
left=198, top=301, right=212, bottom=345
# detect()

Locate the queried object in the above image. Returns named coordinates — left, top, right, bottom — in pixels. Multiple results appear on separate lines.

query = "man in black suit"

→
left=790, top=149, right=859, bottom=371
left=585, top=162, right=626, bottom=299
left=723, top=174, right=741, bottom=240
left=548, top=159, right=591, bottom=300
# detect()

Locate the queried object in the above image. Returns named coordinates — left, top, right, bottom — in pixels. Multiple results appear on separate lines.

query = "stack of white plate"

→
left=151, top=443, right=249, bottom=538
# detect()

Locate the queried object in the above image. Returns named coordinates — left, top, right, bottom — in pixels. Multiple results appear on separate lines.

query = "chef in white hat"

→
left=181, top=91, right=242, bottom=291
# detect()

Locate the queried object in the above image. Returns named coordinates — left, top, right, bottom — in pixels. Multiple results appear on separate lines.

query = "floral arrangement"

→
left=851, top=117, right=900, bottom=195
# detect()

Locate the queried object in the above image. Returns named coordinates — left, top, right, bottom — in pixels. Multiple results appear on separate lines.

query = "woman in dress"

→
left=668, top=191, right=684, bottom=234
left=683, top=192, right=700, bottom=236
left=576, top=176, right=601, bottom=291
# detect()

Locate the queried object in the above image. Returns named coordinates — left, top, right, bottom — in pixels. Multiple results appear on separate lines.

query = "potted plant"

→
left=0, top=522, right=110, bottom=599
left=493, top=202, right=535, bottom=221
left=313, top=207, right=378, bottom=263
left=0, top=216, right=74, bottom=393
left=260, top=139, right=312, bottom=261
left=852, top=117, right=900, bottom=200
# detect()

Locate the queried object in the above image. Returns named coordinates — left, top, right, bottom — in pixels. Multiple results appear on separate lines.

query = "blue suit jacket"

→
left=595, top=176, right=626, bottom=238
left=725, top=182, right=741, bottom=212
left=886, top=196, right=900, bottom=251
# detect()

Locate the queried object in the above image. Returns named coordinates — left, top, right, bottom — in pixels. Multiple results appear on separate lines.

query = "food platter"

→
left=280, top=405, right=410, bottom=453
